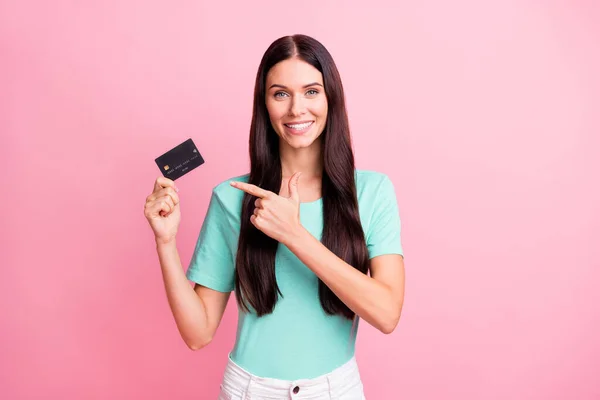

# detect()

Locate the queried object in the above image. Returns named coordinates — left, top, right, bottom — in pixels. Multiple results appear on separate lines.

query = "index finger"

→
left=154, top=176, right=177, bottom=193
left=230, top=181, right=271, bottom=198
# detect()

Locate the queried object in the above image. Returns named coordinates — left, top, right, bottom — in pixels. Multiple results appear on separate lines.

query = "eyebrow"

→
left=268, top=82, right=323, bottom=90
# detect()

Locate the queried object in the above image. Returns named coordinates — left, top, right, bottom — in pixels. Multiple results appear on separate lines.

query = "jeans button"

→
left=293, top=386, right=300, bottom=394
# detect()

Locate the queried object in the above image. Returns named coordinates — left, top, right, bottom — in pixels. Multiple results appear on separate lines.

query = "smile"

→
left=285, top=121, right=313, bottom=129
left=284, top=121, right=314, bottom=135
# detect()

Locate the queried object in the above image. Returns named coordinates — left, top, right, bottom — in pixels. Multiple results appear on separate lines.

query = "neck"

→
left=279, top=139, right=323, bottom=179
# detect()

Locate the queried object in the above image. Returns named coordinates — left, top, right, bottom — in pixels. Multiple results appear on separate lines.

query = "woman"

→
left=144, top=34, right=405, bottom=399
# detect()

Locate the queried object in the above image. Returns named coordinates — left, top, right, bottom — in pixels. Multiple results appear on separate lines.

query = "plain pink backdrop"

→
left=2, top=1, right=599, bottom=399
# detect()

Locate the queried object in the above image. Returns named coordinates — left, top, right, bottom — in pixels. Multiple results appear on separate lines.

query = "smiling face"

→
left=265, top=58, right=328, bottom=150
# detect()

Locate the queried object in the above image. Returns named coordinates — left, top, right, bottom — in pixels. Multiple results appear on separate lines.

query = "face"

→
left=265, top=58, right=328, bottom=150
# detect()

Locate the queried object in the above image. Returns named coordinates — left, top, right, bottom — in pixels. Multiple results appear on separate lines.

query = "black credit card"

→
left=155, top=138, right=204, bottom=180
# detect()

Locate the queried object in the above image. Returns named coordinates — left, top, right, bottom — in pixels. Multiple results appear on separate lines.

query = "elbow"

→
left=186, top=334, right=213, bottom=351
left=379, top=318, right=399, bottom=334
left=379, top=307, right=403, bottom=335
left=376, top=284, right=405, bottom=334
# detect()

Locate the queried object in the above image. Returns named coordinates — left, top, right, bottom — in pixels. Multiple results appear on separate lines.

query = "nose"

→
left=288, top=94, right=307, bottom=117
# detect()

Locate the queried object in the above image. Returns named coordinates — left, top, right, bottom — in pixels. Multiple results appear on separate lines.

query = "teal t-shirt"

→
left=186, top=170, right=404, bottom=380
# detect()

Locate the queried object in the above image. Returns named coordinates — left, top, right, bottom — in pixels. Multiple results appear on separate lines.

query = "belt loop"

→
left=243, top=375, right=252, bottom=400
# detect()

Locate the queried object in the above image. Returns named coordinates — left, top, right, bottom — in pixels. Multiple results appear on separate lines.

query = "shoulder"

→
left=355, top=169, right=394, bottom=192
left=212, top=172, right=250, bottom=194
left=355, top=169, right=398, bottom=208
left=210, top=173, right=250, bottom=211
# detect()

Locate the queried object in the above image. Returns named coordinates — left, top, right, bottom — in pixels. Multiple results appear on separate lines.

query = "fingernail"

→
left=175, top=187, right=179, bottom=192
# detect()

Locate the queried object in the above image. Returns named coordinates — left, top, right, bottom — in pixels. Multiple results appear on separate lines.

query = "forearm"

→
left=286, top=229, right=402, bottom=334
left=155, top=239, right=211, bottom=348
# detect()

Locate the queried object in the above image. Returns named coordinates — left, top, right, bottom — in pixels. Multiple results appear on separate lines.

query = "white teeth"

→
left=286, top=122, right=312, bottom=129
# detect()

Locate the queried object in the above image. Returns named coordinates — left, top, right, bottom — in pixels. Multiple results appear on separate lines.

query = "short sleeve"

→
left=185, top=191, right=236, bottom=292
left=366, top=176, right=404, bottom=259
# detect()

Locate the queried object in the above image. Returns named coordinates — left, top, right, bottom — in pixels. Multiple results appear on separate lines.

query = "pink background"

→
left=2, top=1, right=599, bottom=399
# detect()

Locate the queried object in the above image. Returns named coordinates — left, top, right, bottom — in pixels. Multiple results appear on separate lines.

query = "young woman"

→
left=144, top=34, right=405, bottom=399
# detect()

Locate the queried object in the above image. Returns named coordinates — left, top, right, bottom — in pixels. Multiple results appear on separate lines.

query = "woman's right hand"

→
left=144, top=177, right=181, bottom=244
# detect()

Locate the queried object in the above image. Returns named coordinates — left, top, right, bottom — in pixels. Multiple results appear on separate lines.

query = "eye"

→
left=306, top=89, right=319, bottom=96
left=274, top=91, right=289, bottom=98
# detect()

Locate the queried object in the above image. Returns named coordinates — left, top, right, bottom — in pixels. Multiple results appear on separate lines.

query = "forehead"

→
left=266, top=58, right=323, bottom=87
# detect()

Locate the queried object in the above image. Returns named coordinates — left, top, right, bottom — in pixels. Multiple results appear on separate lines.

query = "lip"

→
left=283, top=121, right=314, bottom=135
left=284, top=120, right=313, bottom=125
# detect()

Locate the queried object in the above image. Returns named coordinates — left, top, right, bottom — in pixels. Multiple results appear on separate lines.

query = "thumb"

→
left=288, top=172, right=301, bottom=202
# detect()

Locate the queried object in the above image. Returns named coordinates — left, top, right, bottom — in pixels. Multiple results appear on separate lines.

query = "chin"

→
left=284, top=135, right=319, bottom=149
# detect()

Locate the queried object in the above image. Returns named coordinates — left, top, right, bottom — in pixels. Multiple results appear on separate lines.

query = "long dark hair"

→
left=234, top=34, right=369, bottom=320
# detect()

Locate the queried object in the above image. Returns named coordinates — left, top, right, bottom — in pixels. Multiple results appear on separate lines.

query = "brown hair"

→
left=235, top=34, right=369, bottom=320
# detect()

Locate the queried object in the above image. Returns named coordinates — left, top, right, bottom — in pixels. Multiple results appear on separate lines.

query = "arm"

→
left=286, top=231, right=405, bottom=334
left=229, top=175, right=405, bottom=333
left=156, top=238, right=230, bottom=350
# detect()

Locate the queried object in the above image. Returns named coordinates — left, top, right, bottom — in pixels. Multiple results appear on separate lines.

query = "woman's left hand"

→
left=230, top=172, right=305, bottom=245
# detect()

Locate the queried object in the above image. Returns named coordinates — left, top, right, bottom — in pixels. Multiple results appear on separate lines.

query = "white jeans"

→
left=218, top=354, right=366, bottom=400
